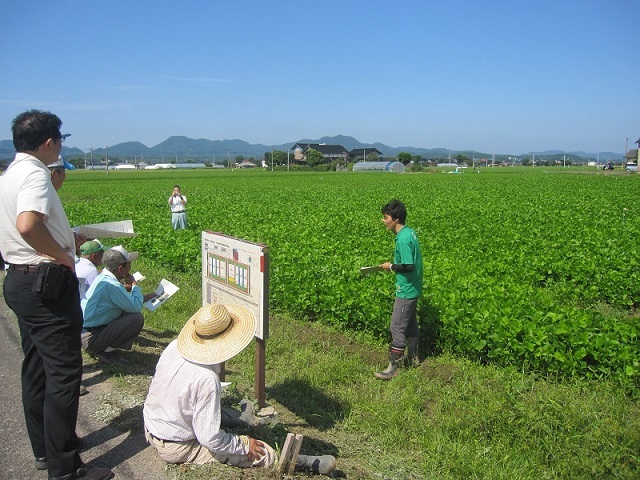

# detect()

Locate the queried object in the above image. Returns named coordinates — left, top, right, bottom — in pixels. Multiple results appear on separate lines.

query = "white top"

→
left=0, top=153, right=75, bottom=265
left=169, top=194, right=187, bottom=213
left=76, top=256, right=99, bottom=299
left=143, top=340, right=247, bottom=456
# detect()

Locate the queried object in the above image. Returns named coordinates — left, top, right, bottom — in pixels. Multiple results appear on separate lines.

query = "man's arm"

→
left=143, top=292, right=158, bottom=302
left=193, top=380, right=249, bottom=456
left=106, top=280, right=145, bottom=313
left=74, top=232, right=87, bottom=255
left=380, top=261, right=414, bottom=272
left=122, top=273, right=157, bottom=303
left=16, top=211, right=75, bottom=271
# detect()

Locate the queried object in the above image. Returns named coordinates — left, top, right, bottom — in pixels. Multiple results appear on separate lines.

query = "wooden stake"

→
left=275, top=433, right=304, bottom=477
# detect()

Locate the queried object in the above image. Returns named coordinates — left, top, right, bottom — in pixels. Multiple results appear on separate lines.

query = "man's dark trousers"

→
left=3, top=267, right=84, bottom=478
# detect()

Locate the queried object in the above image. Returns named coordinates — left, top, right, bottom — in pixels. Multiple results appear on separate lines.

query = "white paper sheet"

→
left=360, top=265, right=384, bottom=276
left=74, top=220, right=136, bottom=238
left=144, top=278, right=179, bottom=311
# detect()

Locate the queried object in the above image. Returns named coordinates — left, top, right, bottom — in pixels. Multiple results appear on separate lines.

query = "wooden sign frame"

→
left=201, top=231, right=269, bottom=406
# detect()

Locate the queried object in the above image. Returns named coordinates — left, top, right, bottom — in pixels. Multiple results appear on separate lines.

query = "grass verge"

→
left=84, top=259, right=640, bottom=480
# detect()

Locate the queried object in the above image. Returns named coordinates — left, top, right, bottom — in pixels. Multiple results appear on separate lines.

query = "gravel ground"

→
left=0, top=272, right=169, bottom=479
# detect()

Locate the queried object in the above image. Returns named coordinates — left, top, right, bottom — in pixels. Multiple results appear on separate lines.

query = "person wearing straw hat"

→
left=143, top=304, right=337, bottom=475
left=81, top=245, right=156, bottom=365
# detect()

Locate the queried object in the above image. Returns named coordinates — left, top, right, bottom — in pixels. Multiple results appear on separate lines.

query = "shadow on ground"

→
left=267, top=378, right=348, bottom=431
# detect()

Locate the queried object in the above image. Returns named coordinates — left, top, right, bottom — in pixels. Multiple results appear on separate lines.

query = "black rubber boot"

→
left=405, top=337, right=420, bottom=367
left=295, top=454, right=337, bottom=475
left=374, top=347, right=404, bottom=380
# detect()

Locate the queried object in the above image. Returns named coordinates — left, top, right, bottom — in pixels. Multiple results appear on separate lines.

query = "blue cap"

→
left=50, top=155, right=75, bottom=170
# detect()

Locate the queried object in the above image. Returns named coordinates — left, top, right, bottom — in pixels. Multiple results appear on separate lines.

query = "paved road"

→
left=0, top=272, right=167, bottom=479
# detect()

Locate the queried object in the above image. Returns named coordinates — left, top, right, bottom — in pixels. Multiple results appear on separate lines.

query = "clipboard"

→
left=360, top=265, right=384, bottom=276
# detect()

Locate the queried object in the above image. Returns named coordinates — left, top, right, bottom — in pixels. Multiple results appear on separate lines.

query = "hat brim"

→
left=177, top=304, right=256, bottom=365
left=126, top=251, right=139, bottom=262
left=81, top=247, right=105, bottom=255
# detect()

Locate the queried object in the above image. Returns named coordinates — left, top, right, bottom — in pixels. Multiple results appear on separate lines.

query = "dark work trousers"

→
left=389, top=296, right=419, bottom=349
left=3, top=268, right=84, bottom=478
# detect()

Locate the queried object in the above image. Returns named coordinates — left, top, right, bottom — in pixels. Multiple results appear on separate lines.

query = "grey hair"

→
left=103, top=249, right=127, bottom=271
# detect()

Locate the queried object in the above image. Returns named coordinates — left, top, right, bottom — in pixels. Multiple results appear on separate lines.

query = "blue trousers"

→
left=172, top=212, right=188, bottom=229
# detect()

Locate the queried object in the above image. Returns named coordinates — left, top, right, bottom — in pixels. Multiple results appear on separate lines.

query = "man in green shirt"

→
left=376, top=199, right=423, bottom=380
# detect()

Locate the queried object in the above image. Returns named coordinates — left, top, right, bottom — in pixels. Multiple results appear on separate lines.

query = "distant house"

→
left=291, top=143, right=349, bottom=164
left=624, top=137, right=640, bottom=163
left=349, top=148, right=382, bottom=161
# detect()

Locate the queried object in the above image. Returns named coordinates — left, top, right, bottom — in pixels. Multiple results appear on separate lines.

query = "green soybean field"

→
left=61, top=167, right=640, bottom=387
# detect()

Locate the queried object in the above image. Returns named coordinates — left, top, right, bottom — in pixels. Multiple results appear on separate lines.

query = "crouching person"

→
left=143, top=304, right=337, bottom=476
left=81, top=246, right=156, bottom=365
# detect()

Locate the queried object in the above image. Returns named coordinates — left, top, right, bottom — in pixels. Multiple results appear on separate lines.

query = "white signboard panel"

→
left=201, top=231, right=269, bottom=340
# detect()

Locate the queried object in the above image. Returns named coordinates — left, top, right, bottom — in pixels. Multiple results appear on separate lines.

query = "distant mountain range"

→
left=0, top=134, right=625, bottom=163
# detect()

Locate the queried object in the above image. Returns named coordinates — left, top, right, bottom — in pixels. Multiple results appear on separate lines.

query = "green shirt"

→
left=394, top=226, right=423, bottom=299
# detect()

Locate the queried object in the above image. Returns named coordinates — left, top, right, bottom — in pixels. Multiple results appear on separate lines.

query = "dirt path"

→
left=0, top=272, right=169, bottom=479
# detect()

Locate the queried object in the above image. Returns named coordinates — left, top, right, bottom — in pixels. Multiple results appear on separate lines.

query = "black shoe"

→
left=94, top=350, right=129, bottom=366
left=49, top=465, right=114, bottom=480
left=36, top=437, right=85, bottom=471
left=79, top=384, right=89, bottom=396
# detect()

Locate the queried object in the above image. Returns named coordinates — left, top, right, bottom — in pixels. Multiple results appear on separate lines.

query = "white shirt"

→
left=169, top=194, right=187, bottom=213
left=76, top=256, right=99, bottom=299
left=0, top=153, right=75, bottom=265
left=143, top=340, right=247, bottom=456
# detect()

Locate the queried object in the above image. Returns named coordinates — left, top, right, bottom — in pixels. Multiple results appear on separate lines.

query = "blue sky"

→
left=1, top=0, right=638, bottom=154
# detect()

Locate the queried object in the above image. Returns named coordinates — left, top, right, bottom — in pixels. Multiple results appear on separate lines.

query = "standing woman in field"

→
left=168, top=185, right=188, bottom=229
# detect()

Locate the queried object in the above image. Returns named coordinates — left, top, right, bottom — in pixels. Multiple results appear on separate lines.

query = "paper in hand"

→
left=74, top=220, right=136, bottom=238
left=360, top=265, right=384, bottom=276
left=144, top=278, right=179, bottom=311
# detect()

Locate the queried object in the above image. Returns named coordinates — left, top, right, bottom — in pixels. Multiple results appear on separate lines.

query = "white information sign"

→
left=201, top=231, right=269, bottom=340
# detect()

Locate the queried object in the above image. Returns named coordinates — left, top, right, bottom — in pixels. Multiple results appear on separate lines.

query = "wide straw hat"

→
left=177, top=304, right=256, bottom=365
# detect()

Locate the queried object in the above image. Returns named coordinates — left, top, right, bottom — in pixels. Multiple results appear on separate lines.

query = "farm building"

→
left=291, top=143, right=349, bottom=164
left=349, top=148, right=383, bottom=161
left=352, top=161, right=405, bottom=173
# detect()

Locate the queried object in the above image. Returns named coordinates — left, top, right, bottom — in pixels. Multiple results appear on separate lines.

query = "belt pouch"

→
left=32, top=264, right=69, bottom=300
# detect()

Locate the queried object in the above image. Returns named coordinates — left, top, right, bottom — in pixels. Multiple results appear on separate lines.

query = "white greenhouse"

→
left=352, top=161, right=405, bottom=173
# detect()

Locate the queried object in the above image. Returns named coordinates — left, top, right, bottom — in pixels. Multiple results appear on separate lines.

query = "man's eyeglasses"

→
left=59, top=133, right=71, bottom=143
